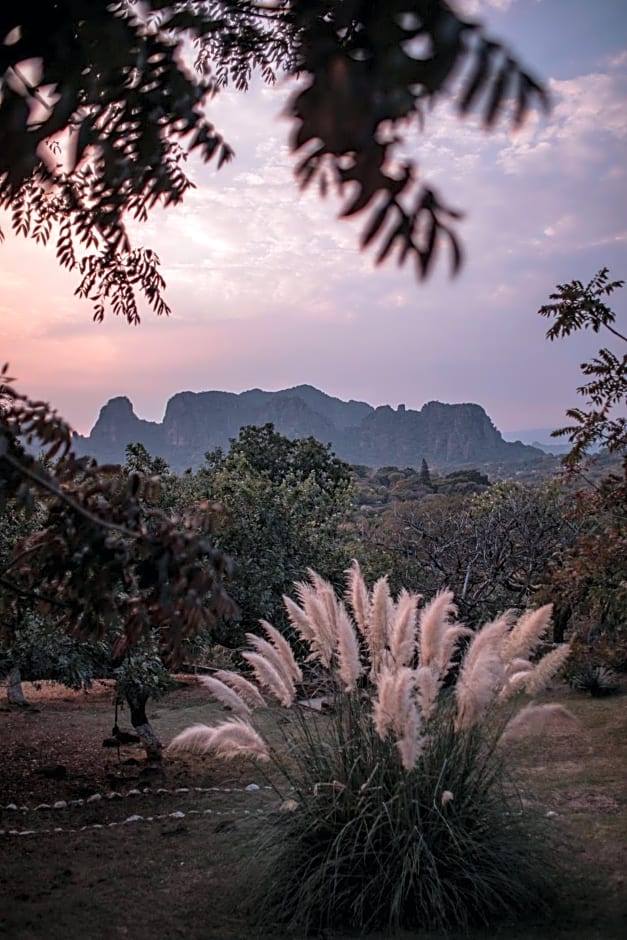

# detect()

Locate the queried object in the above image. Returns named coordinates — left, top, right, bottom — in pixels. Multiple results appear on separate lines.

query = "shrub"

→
left=168, top=564, right=572, bottom=933
left=564, top=625, right=627, bottom=697
left=568, top=662, right=619, bottom=697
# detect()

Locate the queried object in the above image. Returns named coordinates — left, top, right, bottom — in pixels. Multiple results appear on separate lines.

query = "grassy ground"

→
left=0, top=677, right=625, bottom=939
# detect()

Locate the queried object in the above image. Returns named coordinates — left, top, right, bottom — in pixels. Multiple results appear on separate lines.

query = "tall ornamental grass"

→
left=168, top=563, right=572, bottom=933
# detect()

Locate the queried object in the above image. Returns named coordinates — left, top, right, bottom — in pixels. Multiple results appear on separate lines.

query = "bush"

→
left=255, top=700, right=549, bottom=932
left=168, top=565, right=571, bottom=933
left=568, top=662, right=619, bottom=698
left=564, top=626, right=627, bottom=697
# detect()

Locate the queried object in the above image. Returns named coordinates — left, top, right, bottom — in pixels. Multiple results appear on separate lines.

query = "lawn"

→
left=0, top=677, right=625, bottom=939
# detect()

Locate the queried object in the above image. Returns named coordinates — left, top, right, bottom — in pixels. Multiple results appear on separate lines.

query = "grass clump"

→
left=169, top=563, right=571, bottom=934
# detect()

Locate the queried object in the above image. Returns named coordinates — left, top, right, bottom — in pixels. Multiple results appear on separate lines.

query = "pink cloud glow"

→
left=1, top=2, right=626, bottom=439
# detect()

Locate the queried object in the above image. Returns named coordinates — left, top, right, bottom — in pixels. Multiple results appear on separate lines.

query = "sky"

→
left=1, top=0, right=626, bottom=437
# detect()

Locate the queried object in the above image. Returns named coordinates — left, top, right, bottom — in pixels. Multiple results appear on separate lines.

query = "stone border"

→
left=0, top=803, right=272, bottom=838
left=1, top=783, right=273, bottom=813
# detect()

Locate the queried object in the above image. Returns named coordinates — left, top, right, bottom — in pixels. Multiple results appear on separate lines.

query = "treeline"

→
left=1, top=423, right=625, bottom=742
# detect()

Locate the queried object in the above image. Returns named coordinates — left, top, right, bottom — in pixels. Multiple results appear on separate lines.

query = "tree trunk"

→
left=552, top=604, right=572, bottom=644
left=7, top=665, right=27, bottom=706
left=125, top=689, right=163, bottom=760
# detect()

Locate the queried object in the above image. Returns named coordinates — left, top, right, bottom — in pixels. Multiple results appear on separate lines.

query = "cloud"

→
left=2, top=7, right=625, bottom=439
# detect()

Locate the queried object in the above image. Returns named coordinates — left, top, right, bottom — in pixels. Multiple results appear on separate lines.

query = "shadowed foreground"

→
left=0, top=679, right=625, bottom=939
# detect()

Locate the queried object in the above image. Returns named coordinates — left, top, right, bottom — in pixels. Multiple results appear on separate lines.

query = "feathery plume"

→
left=500, top=703, right=577, bottom=741
left=197, top=675, right=251, bottom=717
left=390, top=666, right=415, bottom=736
left=525, top=643, right=571, bottom=696
left=436, top=624, right=473, bottom=679
left=335, top=605, right=363, bottom=691
left=295, top=584, right=335, bottom=667
left=506, top=657, right=535, bottom=677
left=397, top=699, right=423, bottom=771
left=414, top=665, right=440, bottom=720
left=367, top=575, right=391, bottom=668
left=167, top=719, right=269, bottom=761
left=308, top=569, right=340, bottom=633
left=502, top=604, right=553, bottom=664
left=455, top=615, right=510, bottom=731
left=167, top=723, right=215, bottom=756
left=246, top=633, right=295, bottom=688
left=242, top=651, right=295, bottom=707
left=345, top=559, right=370, bottom=636
left=499, top=669, right=532, bottom=700
left=372, top=666, right=397, bottom=738
left=389, top=590, right=419, bottom=667
left=418, top=590, right=457, bottom=670
left=260, top=620, right=303, bottom=683
left=209, top=719, right=270, bottom=761
left=283, top=595, right=314, bottom=643
left=214, top=670, right=266, bottom=709
left=254, top=622, right=303, bottom=686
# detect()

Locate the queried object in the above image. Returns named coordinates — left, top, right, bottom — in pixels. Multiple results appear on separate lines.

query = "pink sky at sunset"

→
left=1, top=0, right=626, bottom=438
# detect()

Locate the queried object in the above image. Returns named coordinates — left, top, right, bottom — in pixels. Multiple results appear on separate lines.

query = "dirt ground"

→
left=0, top=677, right=625, bottom=940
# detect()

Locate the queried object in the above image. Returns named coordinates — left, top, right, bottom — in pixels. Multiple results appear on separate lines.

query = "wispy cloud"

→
left=1, top=2, right=625, bottom=438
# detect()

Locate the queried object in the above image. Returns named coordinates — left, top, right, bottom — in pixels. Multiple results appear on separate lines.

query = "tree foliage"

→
left=541, top=464, right=627, bottom=637
left=359, top=481, right=579, bottom=626
left=1, top=0, right=547, bottom=321
left=539, top=268, right=626, bottom=465
left=0, top=367, right=235, bottom=662
left=196, top=424, right=353, bottom=642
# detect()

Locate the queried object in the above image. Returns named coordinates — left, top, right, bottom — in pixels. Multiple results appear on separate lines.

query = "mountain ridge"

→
left=74, top=386, right=545, bottom=471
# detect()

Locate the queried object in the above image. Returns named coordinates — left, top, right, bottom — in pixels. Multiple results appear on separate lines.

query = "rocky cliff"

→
left=74, top=385, right=543, bottom=470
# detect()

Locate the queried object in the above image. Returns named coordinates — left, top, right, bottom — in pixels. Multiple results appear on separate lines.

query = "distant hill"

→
left=74, top=385, right=546, bottom=471
left=502, top=427, right=572, bottom=456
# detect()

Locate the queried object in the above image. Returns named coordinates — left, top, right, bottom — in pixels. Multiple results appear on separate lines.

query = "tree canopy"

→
left=1, top=0, right=547, bottom=322
left=197, top=424, right=353, bottom=641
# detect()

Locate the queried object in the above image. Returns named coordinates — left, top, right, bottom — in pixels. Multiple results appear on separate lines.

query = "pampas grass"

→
left=419, top=589, right=457, bottom=670
left=345, top=559, right=369, bottom=636
left=213, top=670, right=266, bottom=709
left=389, top=589, right=419, bottom=667
left=241, top=651, right=295, bottom=706
left=171, top=565, right=570, bottom=933
left=167, top=719, right=270, bottom=761
left=196, top=675, right=251, bottom=717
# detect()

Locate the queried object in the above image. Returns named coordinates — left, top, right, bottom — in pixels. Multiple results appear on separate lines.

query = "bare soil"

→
left=0, top=678, right=625, bottom=940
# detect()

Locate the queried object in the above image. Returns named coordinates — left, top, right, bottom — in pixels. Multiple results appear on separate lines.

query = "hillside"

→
left=74, top=385, right=546, bottom=471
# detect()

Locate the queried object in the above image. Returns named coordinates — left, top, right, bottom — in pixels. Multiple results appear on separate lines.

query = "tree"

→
left=539, top=267, right=626, bottom=466
left=359, top=481, right=579, bottom=627
left=540, top=466, right=627, bottom=638
left=537, top=268, right=626, bottom=642
left=195, top=424, right=353, bottom=643
left=0, top=1, right=547, bottom=322
left=0, top=370, right=235, bottom=661
left=419, top=458, right=432, bottom=489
